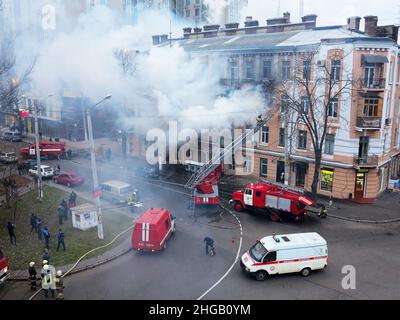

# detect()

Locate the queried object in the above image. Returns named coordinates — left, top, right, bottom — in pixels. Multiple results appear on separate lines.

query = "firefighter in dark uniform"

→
left=28, top=262, right=37, bottom=291
left=203, top=237, right=215, bottom=256
left=55, top=270, right=65, bottom=300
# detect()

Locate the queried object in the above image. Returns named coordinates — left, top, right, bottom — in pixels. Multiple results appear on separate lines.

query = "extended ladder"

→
left=184, top=113, right=272, bottom=190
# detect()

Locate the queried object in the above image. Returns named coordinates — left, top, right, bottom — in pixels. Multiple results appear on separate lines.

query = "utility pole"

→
left=86, top=95, right=112, bottom=240
left=81, top=97, right=88, bottom=142
left=33, top=100, right=43, bottom=199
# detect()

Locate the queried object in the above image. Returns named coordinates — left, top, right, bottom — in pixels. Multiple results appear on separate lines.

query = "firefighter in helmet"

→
left=55, top=270, right=65, bottom=300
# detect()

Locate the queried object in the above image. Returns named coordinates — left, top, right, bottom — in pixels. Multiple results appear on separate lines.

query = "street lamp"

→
left=86, top=94, right=112, bottom=240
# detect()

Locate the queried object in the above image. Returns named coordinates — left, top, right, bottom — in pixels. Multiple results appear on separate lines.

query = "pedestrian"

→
left=7, top=222, right=16, bottom=245
left=43, top=227, right=50, bottom=249
left=28, top=262, right=37, bottom=291
left=30, top=213, right=37, bottom=233
left=42, top=248, right=50, bottom=264
left=41, top=265, right=55, bottom=298
left=56, top=165, right=61, bottom=175
left=39, top=132, right=43, bottom=140
left=57, top=229, right=66, bottom=252
left=67, top=149, right=72, bottom=160
left=61, top=199, right=69, bottom=221
left=57, top=205, right=64, bottom=225
left=55, top=271, right=65, bottom=300
left=36, top=217, right=43, bottom=240
left=69, top=191, right=77, bottom=207
left=203, top=237, right=214, bottom=256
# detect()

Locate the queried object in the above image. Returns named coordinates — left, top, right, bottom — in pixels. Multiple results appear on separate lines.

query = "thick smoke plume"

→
left=14, top=5, right=267, bottom=133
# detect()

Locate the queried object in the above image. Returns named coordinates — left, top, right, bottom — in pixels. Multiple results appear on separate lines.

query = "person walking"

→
left=30, top=214, right=37, bottom=233
left=203, top=237, right=214, bottom=256
left=36, top=217, right=43, bottom=240
left=42, top=249, right=50, bottom=264
left=61, top=199, right=69, bottom=221
left=7, top=222, right=16, bottom=245
left=57, top=229, right=66, bottom=252
left=43, top=227, right=50, bottom=249
left=28, top=262, right=38, bottom=291
left=55, top=270, right=65, bottom=300
left=70, top=191, right=77, bottom=207
left=57, top=205, right=64, bottom=225
left=41, top=265, right=55, bottom=298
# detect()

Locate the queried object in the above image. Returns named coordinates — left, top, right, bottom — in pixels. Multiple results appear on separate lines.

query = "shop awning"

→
left=362, top=55, right=389, bottom=65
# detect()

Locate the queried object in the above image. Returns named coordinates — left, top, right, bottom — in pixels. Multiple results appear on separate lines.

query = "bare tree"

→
left=273, top=51, right=356, bottom=198
left=114, top=49, right=139, bottom=76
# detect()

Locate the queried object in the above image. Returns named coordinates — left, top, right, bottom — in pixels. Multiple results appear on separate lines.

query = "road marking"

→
left=197, top=206, right=243, bottom=301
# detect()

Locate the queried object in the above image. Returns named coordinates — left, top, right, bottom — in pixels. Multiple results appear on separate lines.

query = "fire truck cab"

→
left=0, top=248, right=10, bottom=285
left=240, top=233, right=328, bottom=281
left=132, top=208, right=176, bottom=253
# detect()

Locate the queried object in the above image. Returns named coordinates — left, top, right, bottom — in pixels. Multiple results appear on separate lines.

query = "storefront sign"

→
left=321, top=168, right=334, bottom=192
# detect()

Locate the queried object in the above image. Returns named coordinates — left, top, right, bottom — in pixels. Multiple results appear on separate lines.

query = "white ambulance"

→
left=240, top=232, right=328, bottom=281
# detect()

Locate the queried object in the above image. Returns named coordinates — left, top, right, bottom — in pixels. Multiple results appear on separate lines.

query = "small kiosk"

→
left=71, top=203, right=98, bottom=231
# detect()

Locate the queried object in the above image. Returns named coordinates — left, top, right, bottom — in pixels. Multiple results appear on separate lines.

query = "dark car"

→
left=134, top=166, right=160, bottom=179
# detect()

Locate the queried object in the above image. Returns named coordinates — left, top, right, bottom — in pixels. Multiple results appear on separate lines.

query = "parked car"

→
left=53, top=172, right=85, bottom=187
left=29, top=165, right=54, bottom=179
left=0, top=152, right=18, bottom=164
left=100, top=180, right=134, bottom=205
left=2, top=131, right=22, bottom=142
left=134, top=165, right=160, bottom=179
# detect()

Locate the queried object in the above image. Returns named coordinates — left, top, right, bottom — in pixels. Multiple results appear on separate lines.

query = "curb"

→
left=8, top=245, right=132, bottom=282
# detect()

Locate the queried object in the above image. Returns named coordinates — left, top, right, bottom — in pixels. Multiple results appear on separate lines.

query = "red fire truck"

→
left=20, top=141, right=66, bottom=159
left=230, top=182, right=327, bottom=222
left=0, top=248, right=10, bottom=285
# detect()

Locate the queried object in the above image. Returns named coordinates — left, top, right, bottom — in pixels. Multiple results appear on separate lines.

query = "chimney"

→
left=193, top=27, right=202, bottom=33
left=347, top=16, right=361, bottom=31
left=364, top=15, right=378, bottom=37
left=225, top=22, right=239, bottom=30
left=244, top=17, right=259, bottom=28
left=183, top=27, right=192, bottom=39
left=152, top=35, right=161, bottom=45
left=301, top=14, right=318, bottom=28
left=283, top=12, right=291, bottom=24
left=203, top=25, right=220, bottom=31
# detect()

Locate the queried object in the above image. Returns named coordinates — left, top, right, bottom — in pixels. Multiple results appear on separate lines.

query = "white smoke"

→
left=14, top=5, right=267, bottom=133
left=203, top=0, right=229, bottom=25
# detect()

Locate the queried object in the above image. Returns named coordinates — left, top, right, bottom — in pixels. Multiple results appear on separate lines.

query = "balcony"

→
left=362, top=78, right=386, bottom=91
left=356, top=116, right=381, bottom=129
left=353, top=155, right=379, bottom=168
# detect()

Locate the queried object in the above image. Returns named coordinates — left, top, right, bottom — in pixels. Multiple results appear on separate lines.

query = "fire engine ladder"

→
left=260, top=179, right=306, bottom=195
left=184, top=113, right=272, bottom=191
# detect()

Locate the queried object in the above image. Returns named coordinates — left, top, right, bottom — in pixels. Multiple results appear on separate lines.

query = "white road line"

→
left=197, top=207, right=243, bottom=301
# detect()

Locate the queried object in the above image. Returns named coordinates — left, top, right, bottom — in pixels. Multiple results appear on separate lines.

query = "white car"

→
left=0, top=152, right=18, bottom=164
left=29, top=165, right=54, bottom=179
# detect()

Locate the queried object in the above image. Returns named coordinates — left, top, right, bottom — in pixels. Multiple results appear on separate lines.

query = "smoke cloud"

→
left=14, top=5, right=267, bottom=133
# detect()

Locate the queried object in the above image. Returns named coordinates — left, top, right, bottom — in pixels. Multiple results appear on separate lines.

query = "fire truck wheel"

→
left=234, top=202, right=244, bottom=212
left=255, top=271, right=268, bottom=281
left=270, top=213, right=281, bottom=223
left=300, top=268, right=311, bottom=277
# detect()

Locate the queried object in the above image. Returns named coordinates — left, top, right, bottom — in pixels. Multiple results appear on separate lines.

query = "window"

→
left=260, top=158, right=268, bottom=177
left=302, top=60, right=311, bottom=79
left=324, top=134, right=335, bottom=155
left=328, top=98, right=338, bottom=118
left=185, top=0, right=191, bottom=5
left=195, top=8, right=199, bottom=16
left=246, top=59, right=254, bottom=79
left=321, top=168, right=334, bottom=192
left=364, top=64, right=376, bottom=87
left=263, top=60, right=272, bottom=79
left=281, top=95, right=290, bottom=113
left=230, top=60, right=238, bottom=80
left=298, top=130, right=307, bottom=150
left=363, top=97, right=379, bottom=117
left=261, top=126, right=269, bottom=144
left=279, top=128, right=285, bottom=147
left=300, top=96, right=309, bottom=115
left=281, top=60, right=291, bottom=80
left=250, top=242, right=268, bottom=262
left=263, top=251, right=277, bottom=263
left=185, top=9, right=190, bottom=17
left=330, top=60, right=341, bottom=81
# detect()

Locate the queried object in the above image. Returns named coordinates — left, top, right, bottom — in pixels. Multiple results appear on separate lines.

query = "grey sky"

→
left=243, top=0, right=399, bottom=27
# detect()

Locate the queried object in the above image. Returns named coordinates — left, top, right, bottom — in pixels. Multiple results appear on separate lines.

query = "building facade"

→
left=156, top=13, right=400, bottom=202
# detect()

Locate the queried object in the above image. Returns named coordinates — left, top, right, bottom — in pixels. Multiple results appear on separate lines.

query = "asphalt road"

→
left=1, top=157, right=400, bottom=300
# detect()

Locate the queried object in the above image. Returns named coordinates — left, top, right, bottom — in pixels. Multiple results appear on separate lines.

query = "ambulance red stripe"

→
left=252, top=256, right=328, bottom=266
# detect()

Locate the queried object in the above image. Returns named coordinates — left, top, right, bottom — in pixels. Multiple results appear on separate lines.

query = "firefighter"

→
left=256, top=114, right=263, bottom=125
left=28, top=262, right=37, bottom=291
left=203, top=237, right=215, bottom=256
left=41, top=265, right=55, bottom=298
left=55, top=270, right=65, bottom=300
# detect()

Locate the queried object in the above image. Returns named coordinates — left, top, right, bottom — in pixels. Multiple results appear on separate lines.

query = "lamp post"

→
left=86, top=94, right=112, bottom=240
